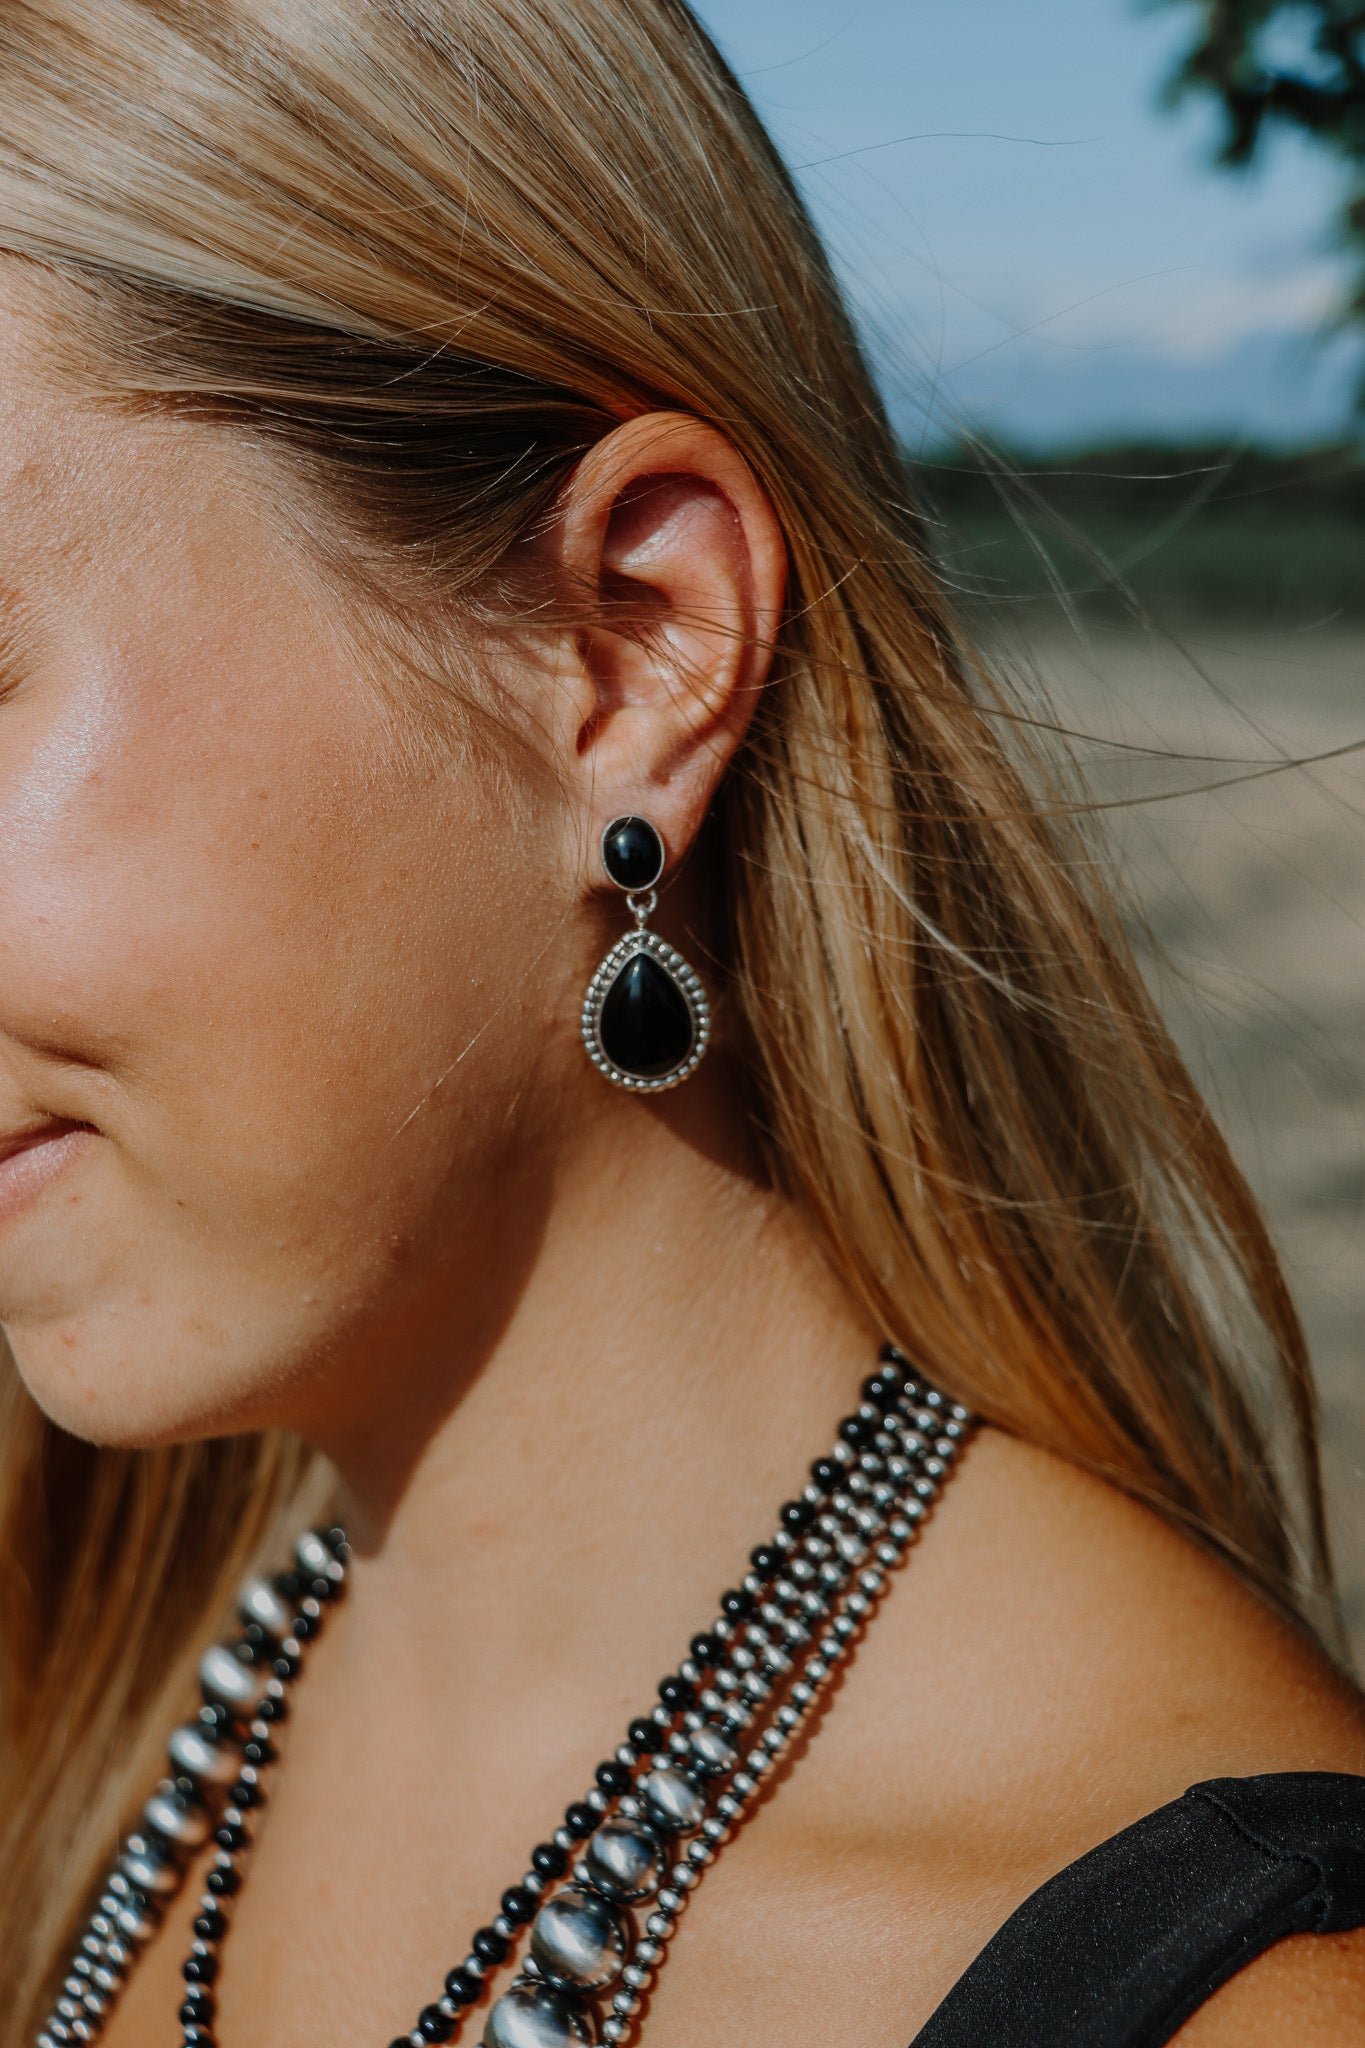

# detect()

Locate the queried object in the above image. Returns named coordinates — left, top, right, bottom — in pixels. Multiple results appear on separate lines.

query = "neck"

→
left=304, top=1079, right=879, bottom=1747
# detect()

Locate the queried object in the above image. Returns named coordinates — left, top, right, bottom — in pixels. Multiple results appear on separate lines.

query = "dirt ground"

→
left=1012, top=622, right=1365, bottom=1666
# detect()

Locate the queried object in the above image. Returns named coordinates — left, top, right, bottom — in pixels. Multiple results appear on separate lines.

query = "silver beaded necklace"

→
left=37, top=1349, right=970, bottom=2048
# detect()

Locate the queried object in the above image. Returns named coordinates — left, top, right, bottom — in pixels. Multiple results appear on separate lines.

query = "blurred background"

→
left=697, top=0, right=1365, bottom=1659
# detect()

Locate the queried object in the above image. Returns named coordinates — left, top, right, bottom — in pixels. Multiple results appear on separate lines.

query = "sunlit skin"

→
left=0, top=265, right=1361, bottom=2047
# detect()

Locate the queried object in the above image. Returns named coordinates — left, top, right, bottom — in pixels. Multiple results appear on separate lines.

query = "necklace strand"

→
left=37, top=1348, right=970, bottom=2048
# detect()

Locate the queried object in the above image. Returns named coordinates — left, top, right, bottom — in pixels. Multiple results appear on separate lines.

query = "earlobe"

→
left=553, top=412, right=786, bottom=869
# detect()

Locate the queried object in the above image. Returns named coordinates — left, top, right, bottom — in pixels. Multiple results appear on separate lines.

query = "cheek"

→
left=0, top=612, right=557, bottom=1441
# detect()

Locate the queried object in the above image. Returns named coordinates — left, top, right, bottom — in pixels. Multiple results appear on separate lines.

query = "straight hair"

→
left=0, top=1, right=1333, bottom=2030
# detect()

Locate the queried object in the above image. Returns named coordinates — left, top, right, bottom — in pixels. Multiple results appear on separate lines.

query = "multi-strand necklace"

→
left=37, top=1348, right=970, bottom=2048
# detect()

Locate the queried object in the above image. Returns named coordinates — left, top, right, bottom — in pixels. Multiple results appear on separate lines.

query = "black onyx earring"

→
left=581, top=815, right=711, bottom=1091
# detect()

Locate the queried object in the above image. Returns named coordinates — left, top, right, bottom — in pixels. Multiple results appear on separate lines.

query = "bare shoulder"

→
left=777, top=1421, right=1365, bottom=1915
left=1171, top=1927, right=1365, bottom=2044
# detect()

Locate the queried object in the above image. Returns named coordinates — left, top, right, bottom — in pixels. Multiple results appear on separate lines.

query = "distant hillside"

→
left=913, top=442, right=1365, bottom=624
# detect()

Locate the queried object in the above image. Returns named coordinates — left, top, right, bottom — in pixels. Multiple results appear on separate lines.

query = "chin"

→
left=2, top=1304, right=280, bottom=1451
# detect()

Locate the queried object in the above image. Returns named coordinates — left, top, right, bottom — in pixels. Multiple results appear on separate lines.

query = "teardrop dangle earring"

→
left=581, top=815, right=711, bottom=1091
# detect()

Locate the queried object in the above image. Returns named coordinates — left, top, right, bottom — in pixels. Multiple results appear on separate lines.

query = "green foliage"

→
left=918, top=439, right=1365, bottom=621
left=1162, top=2, right=1365, bottom=324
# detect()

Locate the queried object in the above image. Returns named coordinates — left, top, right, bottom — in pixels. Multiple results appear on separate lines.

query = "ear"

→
left=547, top=411, right=786, bottom=881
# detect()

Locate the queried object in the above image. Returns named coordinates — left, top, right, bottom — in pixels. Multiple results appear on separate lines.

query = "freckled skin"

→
left=0, top=282, right=578, bottom=1447
left=0, top=264, right=1361, bottom=2048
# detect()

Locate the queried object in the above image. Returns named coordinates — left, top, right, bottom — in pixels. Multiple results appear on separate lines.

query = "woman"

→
left=0, top=3, right=1360, bottom=2044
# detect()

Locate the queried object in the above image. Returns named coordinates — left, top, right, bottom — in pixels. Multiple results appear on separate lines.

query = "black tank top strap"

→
left=910, top=1771, right=1365, bottom=2048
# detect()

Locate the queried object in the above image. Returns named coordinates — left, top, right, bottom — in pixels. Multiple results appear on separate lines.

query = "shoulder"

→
left=709, top=1425, right=1365, bottom=2039
left=773, top=1423, right=1365, bottom=1940
left=1171, top=1926, right=1365, bottom=2044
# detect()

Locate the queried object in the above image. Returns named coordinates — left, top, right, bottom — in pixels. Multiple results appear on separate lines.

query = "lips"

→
left=0, top=1117, right=90, bottom=1164
left=0, top=1118, right=95, bottom=1228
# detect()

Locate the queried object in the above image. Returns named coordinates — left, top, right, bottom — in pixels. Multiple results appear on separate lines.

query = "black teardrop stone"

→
left=602, top=815, right=665, bottom=891
left=599, top=951, right=694, bottom=1079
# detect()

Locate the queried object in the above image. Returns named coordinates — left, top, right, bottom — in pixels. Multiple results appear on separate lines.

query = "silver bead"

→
left=622, top=1963, right=651, bottom=1990
left=294, top=1530, right=342, bottom=1583
left=701, top=1816, right=728, bottom=1843
left=639, top=1766, right=705, bottom=1837
left=656, top=1886, right=683, bottom=1913
left=480, top=1980, right=596, bottom=2048
left=610, top=1989, right=640, bottom=2016
left=119, top=1838, right=177, bottom=1898
left=643, top=1912, right=674, bottom=1940
left=530, top=1887, right=629, bottom=1993
left=198, top=1643, right=270, bottom=1714
left=583, top=1818, right=663, bottom=1902
left=635, top=1939, right=663, bottom=1965
left=601, top=2022, right=627, bottom=2045
left=167, top=1722, right=241, bottom=1790
left=730, top=1771, right=757, bottom=1799
left=239, top=1573, right=293, bottom=1639
left=145, top=1789, right=211, bottom=1851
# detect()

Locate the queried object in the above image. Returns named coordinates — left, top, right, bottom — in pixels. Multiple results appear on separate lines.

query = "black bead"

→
left=273, top=1653, right=299, bottom=1681
left=780, top=1498, right=815, bottom=1530
left=198, top=1703, right=231, bottom=1733
left=179, top=1993, right=215, bottom=2023
left=839, top=1413, right=875, bottom=1446
left=207, top=1866, right=241, bottom=1896
left=719, top=1588, right=754, bottom=1621
left=862, top=1373, right=902, bottom=1411
left=595, top=1760, right=632, bottom=1798
left=444, top=1967, right=482, bottom=2005
left=531, top=1840, right=569, bottom=1879
left=689, top=1632, right=721, bottom=1666
left=243, top=1737, right=276, bottom=1765
left=598, top=951, right=694, bottom=1080
left=602, top=814, right=665, bottom=891
left=183, top=2028, right=212, bottom=2046
left=627, top=1717, right=658, bottom=1753
left=256, top=1694, right=287, bottom=1722
left=749, top=1545, right=781, bottom=1578
left=657, top=1673, right=696, bottom=1711
left=182, top=1953, right=218, bottom=1984
left=173, top=1775, right=199, bottom=1802
left=323, top=1525, right=348, bottom=1555
left=229, top=1779, right=260, bottom=1808
left=472, top=1924, right=509, bottom=1965
left=193, top=1910, right=227, bottom=1943
left=809, top=1457, right=841, bottom=1490
left=214, top=1821, right=248, bottom=1852
left=242, top=1622, right=266, bottom=1648
left=391, top=2039, right=414, bottom=2048
left=879, top=1342, right=908, bottom=1368
left=564, top=1800, right=597, bottom=1839
left=418, top=2005, right=455, bottom=2042
left=275, top=1569, right=304, bottom=1601
left=501, top=1884, right=538, bottom=1924
left=293, top=1613, right=315, bottom=1639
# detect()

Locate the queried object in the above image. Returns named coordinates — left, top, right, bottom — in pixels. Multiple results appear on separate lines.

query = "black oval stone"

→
left=602, top=815, right=665, bottom=891
left=599, top=952, right=694, bottom=1079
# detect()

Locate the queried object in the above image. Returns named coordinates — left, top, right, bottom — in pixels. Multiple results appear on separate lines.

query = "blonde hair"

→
left=0, top=1, right=1334, bottom=2029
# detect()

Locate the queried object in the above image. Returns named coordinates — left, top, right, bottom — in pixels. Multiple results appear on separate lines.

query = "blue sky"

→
left=692, top=0, right=1361, bottom=448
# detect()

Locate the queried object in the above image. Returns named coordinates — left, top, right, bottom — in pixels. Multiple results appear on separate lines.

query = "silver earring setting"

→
left=581, top=816, right=711, bottom=1091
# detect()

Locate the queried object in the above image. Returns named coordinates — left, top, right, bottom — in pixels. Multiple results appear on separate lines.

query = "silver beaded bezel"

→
left=580, top=931, right=711, bottom=1093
